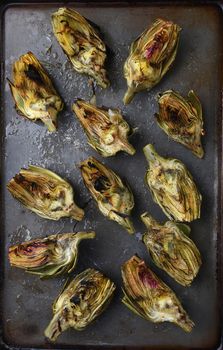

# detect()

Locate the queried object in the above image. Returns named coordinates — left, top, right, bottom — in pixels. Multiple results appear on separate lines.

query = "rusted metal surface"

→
left=0, top=1, right=222, bottom=349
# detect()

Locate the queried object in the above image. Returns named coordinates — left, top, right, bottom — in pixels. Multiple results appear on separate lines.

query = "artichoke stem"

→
left=177, top=317, right=194, bottom=333
left=74, top=231, right=96, bottom=242
left=123, top=89, right=135, bottom=105
left=120, top=140, right=136, bottom=156
left=69, top=205, right=84, bottom=221
left=143, top=144, right=159, bottom=164
left=45, top=311, right=68, bottom=342
left=140, top=212, right=157, bottom=229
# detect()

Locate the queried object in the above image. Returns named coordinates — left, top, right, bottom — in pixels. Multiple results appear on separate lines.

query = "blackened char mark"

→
left=94, top=175, right=110, bottom=192
left=25, top=64, right=44, bottom=85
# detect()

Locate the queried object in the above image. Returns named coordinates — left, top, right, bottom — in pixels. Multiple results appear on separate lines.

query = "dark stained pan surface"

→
left=0, top=1, right=222, bottom=349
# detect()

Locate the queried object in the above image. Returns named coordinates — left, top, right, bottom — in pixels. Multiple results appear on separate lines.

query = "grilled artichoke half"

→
left=123, top=19, right=181, bottom=104
left=51, top=7, right=109, bottom=88
left=73, top=99, right=135, bottom=157
left=141, top=213, right=201, bottom=286
left=121, top=255, right=194, bottom=332
left=7, top=165, right=84, bottom=221
left=8, top=231, right=95, bottom=278
left=155, top=90, right=204, bottom=158
left=143, top=144, right=201, bottom=222
left=8, top=52, right=63, bottom=132
left=80, top=157, right=135, bottom=233
left=45, top=268, right=116, bottom=341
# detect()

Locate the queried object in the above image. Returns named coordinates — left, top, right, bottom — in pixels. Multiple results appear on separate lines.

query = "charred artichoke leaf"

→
left=141, top=212, right=201, bottom=286
left=7, top=165, right=84, bottom=221
left=80, top=157, right=135, bottom=233
left=143, top=144, right=201, bottom=222
left=7, top=52, right=63, bottom=132
left=51, top=7, right=109, bottom=88
left=73, top=99, right=135, bottom=157
left=123, top=19, right=181, bottom=104
left=8, top=231, right=95, bottom=278
left=121, top=255, right=194, bottom=332
left=156, top=90, right=204, bottom=158
left=44, top=268, right=115, bottom=341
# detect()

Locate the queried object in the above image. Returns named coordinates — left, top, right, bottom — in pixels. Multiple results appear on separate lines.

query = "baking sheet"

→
left=0, top=1, right=222, bottom=349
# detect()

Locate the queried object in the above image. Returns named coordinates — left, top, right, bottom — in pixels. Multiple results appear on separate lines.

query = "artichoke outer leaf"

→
left=143, top=144, right=202, bottom=222
left=79, top=156, right=135, bottom=233
left=7, top=165, right=84, bottom=221
left=8, top=52, right=63, bottom=132
left=121, top=255, right=194, bottom=332
left=8, top=231, right=95, bottom=278
left=123, top=19, right=181, bottom=104
left=141, top=212, right=201, bottom=286
left=72, top=99, right=135, bottom=157
left=44, top=268, right=116, bottom=341
left=51, top=7, right=109, bottom=88
left=155, top=89, right=204, bottom=158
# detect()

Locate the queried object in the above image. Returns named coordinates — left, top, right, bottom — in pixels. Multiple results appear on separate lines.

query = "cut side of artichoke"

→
left=44, top=268, right=115, bottom=341
left=51, top=7, right=109, bottom=88
left=80, top=157, right=135, bottom=233
left=155, top=90, right=204, bottom=158
left=123, top=18, right=181, bottom=104
left=73, top=99, right=135, bottom=157
left=141, top=212, right=201, bottom=286
left=8, top=52, right=63, bottom=132
left=143, top=144, right=201, bottom=222
left=7, top=165, right=84, bottom=221
left=121, top=255, right=194, bottom=332
left=8, top=231, right=95, bottom=278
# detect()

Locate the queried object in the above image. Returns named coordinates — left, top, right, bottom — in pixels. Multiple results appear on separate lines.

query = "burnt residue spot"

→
left=51, top=206, right=63, bottom=212
left=14, top=173, right=25, bottom=184
left=80, top=280, right=93, bottom=288
left=25, top=64, right=43, bottom=85
left=31, top=182, right=37, bottom=191
left=70, top=294, right=80, bottom=304
left=83, top=110, right=95, bottom=119
left=58, top=319, right=62, bottom=333
left=167, top=108, right=179, bottom=124
left=94, top=175, right=109, bottom=192
left=88, top=161, right=97, bottom=169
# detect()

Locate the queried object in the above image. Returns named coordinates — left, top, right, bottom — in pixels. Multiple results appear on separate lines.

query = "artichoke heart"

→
left=123, top=19, right=181, bottom=104
left=45, top=268, right=116, bottom=341
left=7, top=165, right=84, bottom=221
left=141, top=212, right=201, bottom=286
left=156, top=90, right=204, bottom=158
left=8, top=52, right=63, bottom=132
left=73, top=99, right=135, bottom=157
left=51, top=7, right=109, bottom=88
left=8, top=231, right=95, bottom=278
left=143, top=144, right=201, bottom=222
left=121, top=255, right=194, bottom=332
left=80, top=157, right=135, bottom=233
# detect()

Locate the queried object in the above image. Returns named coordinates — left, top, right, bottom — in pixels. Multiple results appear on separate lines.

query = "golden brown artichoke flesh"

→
left=141, top=213, right=201, bottom=286
left=44, top=268, right=116, bottom=341
left=79, top=157, right=135, bottom=233
left=8, top=231, right=95, bottom=278
left=155, top=90, right=204, bottom=158
left=73, top=99, right=135, bottom=157
left=7, top=165, right=84, bottom=221
left=123, top=19, right=181, bottom=104
left=7, top=52, right=63, bottom=132
left=51, top=7, right=109, bottom=88
left=121, top=255, right=194, bottom=332
left=143, top=144, right=201, bottom=222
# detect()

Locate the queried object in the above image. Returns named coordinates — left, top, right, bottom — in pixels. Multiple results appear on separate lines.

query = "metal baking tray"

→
left=0, top=1, right=222, bottom=349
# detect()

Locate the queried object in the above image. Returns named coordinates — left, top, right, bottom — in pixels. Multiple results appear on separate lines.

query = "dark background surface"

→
left=0, top=1, right=222, bottom=349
